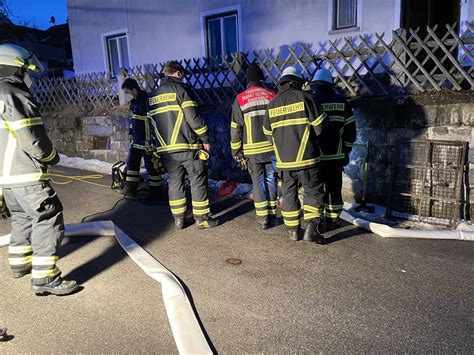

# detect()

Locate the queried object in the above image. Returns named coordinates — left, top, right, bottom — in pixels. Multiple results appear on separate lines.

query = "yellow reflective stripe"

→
left=311, top=112, right=327, bottom=127
left=148, top=117, right=167, bottom=147
left=9, top=245, right=33, bottom=254
left=32, top=256, right=59, bottom=266
left=273, top=142, right=282, bottom=163
left=231, top=141, right=242, bottom=150
left=295, top=126, right=309, bottom=162
left=320, top=153, right=345, bottom=161
left=244, top=116, right=253, bottom=145
left=244, top=146, right=274, bottom=155
left=149, top=93, right=177, bottom=105
left=127, top=170, right=140, bottom=175
left=328, top=115, right=345, bottom=122
left=344, top=141, right=353, bottom=147
left=243, top=141, right=273, bottom=149
left=325, top=204, right=344, bottom=210
left=148, top=105, right=181, bottom=116
left=326, top=212, right=340, bottom=218
left=194, top=126, right=208, bottom=136
left=32, top=266, right=61, bottom=279
left=271, top=118, right=308, bottom=129
left=281, top=210, right=301, bottom=218
left=263, top=127, right=272, bottom=135
left=181, top=100, right=198, bottom=109
left=268, top=102, right=305, bottom=118
left=321, top=102, right=345, bottom=111
left=0, top=173, right=50, bottom=185
left=276, top=158, right=319, bottom=169
left=256, top=210, right=269, bottom=216
left=193, top=208, right=210, bottom=215
left=131, top=114, right=148, bottom=120
left=284, top=219, right=301, bottom=227
left=192, top=200, right=209, bottom=207
left=156, top=144, right=200, bottom=153
left=171, top=206, right=187, bottom=214
left=254, top=201, right=268, bottom=208
left=8, top=255, right=32, bottom=265
left=149, top=181, right=162, bottom=187
left=40, top=148, right=57, bottom=163
left=170, top=110, right=184, bottom=145
left=126, top=177, right=140, bottom=182
left=303, top=213, right=320, bottom=220
left=230, top=121, right=238, bottom=128
left=269, top=201, right=277, bottom=207
left=304, top=205, right=321, bottom=213
left=345, top=116, right=355, bottom=125
left=3, top=117, right=44, bottom=131
left=169, top=197, right=187, bottom=206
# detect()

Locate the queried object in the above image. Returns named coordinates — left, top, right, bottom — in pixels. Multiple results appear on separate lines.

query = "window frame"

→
left=101, top=28, right=131, bottom=76
left=200, top=5, right=243, bottom=60
left=333, top=0, right=358, bottom=30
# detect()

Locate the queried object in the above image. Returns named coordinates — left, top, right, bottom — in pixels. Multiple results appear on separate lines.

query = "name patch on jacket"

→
left=269, top=102, right=305, bottom=118
left=149, top=93, right=177, bottom=106
left=321, top=103, right=344, bottom=111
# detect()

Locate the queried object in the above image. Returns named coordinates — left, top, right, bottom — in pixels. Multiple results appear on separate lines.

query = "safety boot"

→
left=32, top=278, right=78, bottom=296
left=12, top=265, right=32, bottom=279
left=256, top=216, right=269, bottom=230
left=196, top=217, right=219, bottom=230
left=287, top=229, right=300, bottom=241
left=175, top=217, right=185, bottom=230
left=303, top=221, right=326, bottom=244
left=326, top=218, right=341, bottom=231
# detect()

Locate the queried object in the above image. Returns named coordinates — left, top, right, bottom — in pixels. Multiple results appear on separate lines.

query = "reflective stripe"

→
left=276, top=158, right=319, bottom=169
left=329, top=115, right=345, bottom=122
left=156, top=144, right=200, bottom=153
left=254, top=201, right=268, bottom=208
left=8, top=255, right=32, bottom=265
left=32, top=256, right=59, bottom=266
left=192, top=200, right=209, bottom=207
left=0, top=117, right=43, bottom=131
left=171, top=206, right=187, bottom=215
left=127, top=170, right=140, bottom=175
left=271, top=118, right=308, bottom=129
left=320, top=153, right=345, bottom=161
left=304, top=205, right=322, bottom=213
left=269, top=201, right=277, bottom=207
left=194, top=126, right=208, bottom=136
left=182, top=101, right=198, bottom=109
left=263, top=127, right=272, bottom=135
left=303, top=213, right=319, bottom=220
left=326, top=212, right=340, bottom=218
left=345, top=116, right=355, bottom=125
left=193, top=208, right=210, bottom=216
left=230, top=121, right=238, bottom=128
left=149, top=93, right=177, bottom=105
left=169, top=197, right=187, bottom=206
left=268, top=102, right=305, bottom=118
left=231, top=141, right=242, bottom=150
left=170, top=110, right=184, bottom=145
left=132, top=143, right=150, bottom=150
left=132, top=114, right=148, bottom=121
left=344, top=141, right=353, bottom=147
left=149, top=181, right=162, bottom=187
left=40, top=148, right=57, bottom=163
left=284, top=219, right=301, bottom=227
left=244, top=116, right=253, bottom=145
left=149, top=117, right=167, bottom=147
left=243, top=141, right=273, bottom=149
left=256, top=210, right=269, bottom=216
left=295, top=126, right=309, bottom=162
left=244, top=109, right=266, bottom=119
left=244, top=146, right=274, bottom=155
left=281, top=210, right=301, bottom=218
left=126, top=177, right=140, bottom=182
left=240, top=99, right=271, bottom=111
left=0, top=173, right=49, bottom=185
left=31, top=266, right=61, bottom=279
left=148, top=105, right=181, bottom=116
left=311, top=112, right=327, bottom=127
left=9, top=245, right=33, bottom=254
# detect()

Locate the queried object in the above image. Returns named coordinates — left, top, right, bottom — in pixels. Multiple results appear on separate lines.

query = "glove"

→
left=233, top=153, right=248, bottom=171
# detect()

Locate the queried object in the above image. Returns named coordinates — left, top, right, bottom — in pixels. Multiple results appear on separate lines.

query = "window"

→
left=333, top=0, right=357, bottom=30
left=105, top=33, right=129, bottom=76
left=205, top=11, right=239, bottom=61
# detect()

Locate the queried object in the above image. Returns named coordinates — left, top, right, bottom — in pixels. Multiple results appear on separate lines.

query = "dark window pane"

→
left=107, top=38, right=120, bottom=76
left=119, top=36, right=129, bottom=69
left=223, top=15, right=237, bottom=57
left=337, top=0, right=357, bottom=28
left=207, top=18, right=222, bottom=58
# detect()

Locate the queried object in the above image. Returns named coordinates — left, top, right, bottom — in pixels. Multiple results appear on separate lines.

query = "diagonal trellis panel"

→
left=31, top=23, right=474, bottom=112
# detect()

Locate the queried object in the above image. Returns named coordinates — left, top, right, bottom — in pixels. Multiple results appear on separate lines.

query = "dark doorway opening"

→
left=402, top=0, right=460, bottom=34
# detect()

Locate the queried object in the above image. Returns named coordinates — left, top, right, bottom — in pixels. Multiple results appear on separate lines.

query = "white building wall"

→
left=68, top=0, right=408, bottom=75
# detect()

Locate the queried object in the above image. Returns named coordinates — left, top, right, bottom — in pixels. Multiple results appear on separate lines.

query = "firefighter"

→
left=148, top=61, right=218, bottom=230
left=263, top=66, right=327, bottom=243
left=230, top=64, right=277, bottom=229
left=310, top=69, right=356, bottom=230
left=120, top=78, right=163, bottom=200
left=0, top=44, right=77, bottom=295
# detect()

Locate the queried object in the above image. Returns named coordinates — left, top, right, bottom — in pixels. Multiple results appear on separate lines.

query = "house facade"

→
left=68, top=0, right=474, bottom=75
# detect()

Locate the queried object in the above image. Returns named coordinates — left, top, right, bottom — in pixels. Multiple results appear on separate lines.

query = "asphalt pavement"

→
left=0, top=166, right=473, bottom=353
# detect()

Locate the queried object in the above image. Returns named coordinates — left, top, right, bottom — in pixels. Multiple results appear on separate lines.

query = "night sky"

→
left=8, top=0, right=67, bottom=29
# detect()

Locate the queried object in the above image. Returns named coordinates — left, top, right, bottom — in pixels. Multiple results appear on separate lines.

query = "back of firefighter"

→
left=230, top=64, right=277, bottom=229
left=310, top=69, right=356, bottom=230
left=263, top=66, right=327, bottom=243
left=148, top=61, right=218, bottom=230
left=120, top=78, right=163, bottom=201
left=0, top=44, right=77, bottom=295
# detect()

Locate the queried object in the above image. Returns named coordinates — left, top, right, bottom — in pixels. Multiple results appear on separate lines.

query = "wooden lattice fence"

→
left=32, top=23, right=474, bottom=112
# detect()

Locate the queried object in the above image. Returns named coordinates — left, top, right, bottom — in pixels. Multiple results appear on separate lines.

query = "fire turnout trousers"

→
left=280, top=165, right=324, bottom=231
left=248, top=158, right=277, bottom=219
left=125, top=145, right=163, bottom=191
left=3, top=183, right=64, bottom=286
left=320, top=160, right=344, bottom=221
left=161, top=151, right=210, bottom=220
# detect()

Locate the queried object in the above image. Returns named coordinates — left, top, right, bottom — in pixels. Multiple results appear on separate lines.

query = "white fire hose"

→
left=1, top=221, right=213, bottom=355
